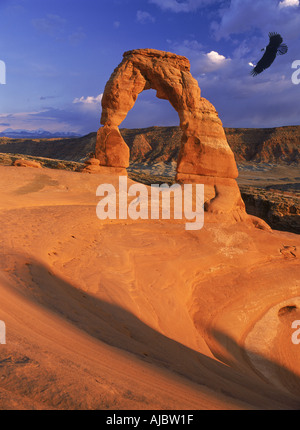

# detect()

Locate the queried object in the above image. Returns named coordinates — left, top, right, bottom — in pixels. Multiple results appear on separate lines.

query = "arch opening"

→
left=118, top=89, right=180, bottom=184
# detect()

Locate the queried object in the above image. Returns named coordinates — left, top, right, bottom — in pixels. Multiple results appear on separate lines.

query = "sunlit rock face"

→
left=96, top=48, right=245, bottom=216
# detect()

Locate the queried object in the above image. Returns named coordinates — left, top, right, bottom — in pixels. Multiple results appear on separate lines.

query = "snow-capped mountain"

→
left=0, top=128, right=82, bottom=139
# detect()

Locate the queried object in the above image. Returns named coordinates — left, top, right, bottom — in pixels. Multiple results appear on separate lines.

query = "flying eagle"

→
left=251, top=32, right=288, bottom=76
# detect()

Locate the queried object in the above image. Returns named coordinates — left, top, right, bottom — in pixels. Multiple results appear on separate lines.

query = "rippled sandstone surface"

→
left=0, top=165, right=299, bottom=410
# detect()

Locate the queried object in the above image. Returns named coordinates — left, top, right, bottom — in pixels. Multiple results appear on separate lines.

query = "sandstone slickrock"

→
left=81, top=156, right=101, bottom=174
left=13, top=158, right=42, bottom=168
left=96, top=48, right=244, bottom=217
left=0, top=164, right=300, bottom=409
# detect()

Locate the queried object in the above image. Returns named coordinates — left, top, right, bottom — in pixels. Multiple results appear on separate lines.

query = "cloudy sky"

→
left=0, top=0, right=299, bottom=135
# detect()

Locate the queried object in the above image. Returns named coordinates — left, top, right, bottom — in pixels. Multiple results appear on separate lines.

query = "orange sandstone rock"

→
left=96, top=125, right=130, bottom=168
left=13, top=159, right=42, bottom=168
left=84, top=157, right=100, bottom=166
left=96, top=49, right=245, bottom=216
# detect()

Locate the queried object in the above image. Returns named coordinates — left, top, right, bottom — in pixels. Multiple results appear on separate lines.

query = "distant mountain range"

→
left=0, top=125, right=299, bottom=164
left=0, top=128, right=82, bottom=139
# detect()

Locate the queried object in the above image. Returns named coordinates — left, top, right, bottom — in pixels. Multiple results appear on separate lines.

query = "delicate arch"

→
left=96, top=49, right=238, bottom=179
left=95, top=49, right=246, bottom=216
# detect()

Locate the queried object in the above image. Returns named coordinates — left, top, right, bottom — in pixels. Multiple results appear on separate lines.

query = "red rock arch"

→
left=95, top=49, right=245, bottom=216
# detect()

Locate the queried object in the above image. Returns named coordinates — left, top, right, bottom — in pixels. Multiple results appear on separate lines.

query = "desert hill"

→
left=122, top=125, right=300, bottom=165
left=0, top=133, right=96, bottom=162
left=0, top=125, right=299, bottom=165
left=225, top=127, right=300, bottom=164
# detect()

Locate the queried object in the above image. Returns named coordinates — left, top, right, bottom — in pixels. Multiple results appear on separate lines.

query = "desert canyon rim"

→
left=0, top=49, right=299, bottom=410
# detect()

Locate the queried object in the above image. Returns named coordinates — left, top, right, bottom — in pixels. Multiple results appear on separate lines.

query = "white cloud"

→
left=279, top=0, right=299, bottom=8
left=168, top=39, right=204, bottom=57
left=121, top=89, right=178, bottom=128
left=68, top=28, right=86, bottom=46
left=136, top=10, right=156, bottom=23
left=32, top=14, right=66, bottom=37
left=165, top=35, right=300, bottom=128
left=0, top=110, right=71, bottom=133
left=32, top=14, right=86, bottom=46
left=0, top=97, right=103, bottom=135
left=169, top=40, right=230, bottom=73
left=73, top=94, right=103, bottom=106
left=212, top=0, right=300, bottom=40
left=148, top=0, right=218, bottom=13
left=198, top=51, right=231, bottom=73
left=207, top=51, right=226, bottom=64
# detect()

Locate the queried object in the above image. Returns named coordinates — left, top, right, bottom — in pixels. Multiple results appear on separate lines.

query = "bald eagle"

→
left=251, top=32, right=288, bottom=76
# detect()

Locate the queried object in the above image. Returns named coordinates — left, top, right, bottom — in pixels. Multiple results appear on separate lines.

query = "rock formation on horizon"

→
left=96, top=48, right=245, bottom=218
left=1, top=126, right=299, bottom=165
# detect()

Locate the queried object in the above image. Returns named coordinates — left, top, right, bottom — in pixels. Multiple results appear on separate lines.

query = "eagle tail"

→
left=277, top=43, right=288, bottom=55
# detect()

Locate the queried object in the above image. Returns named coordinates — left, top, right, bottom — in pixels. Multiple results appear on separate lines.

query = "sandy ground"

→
left=0, top=165, right=299, bottom=410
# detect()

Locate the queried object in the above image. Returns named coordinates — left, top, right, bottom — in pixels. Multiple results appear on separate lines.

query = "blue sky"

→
left=0, top=0, right=300, bottom=135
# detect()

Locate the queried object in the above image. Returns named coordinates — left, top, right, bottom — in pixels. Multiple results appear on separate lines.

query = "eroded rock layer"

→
left=96, top=49, right=244, bottom=216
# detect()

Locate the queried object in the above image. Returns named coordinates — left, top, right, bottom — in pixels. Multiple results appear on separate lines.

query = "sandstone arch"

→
left=96, top=49, right=246, bottom=216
